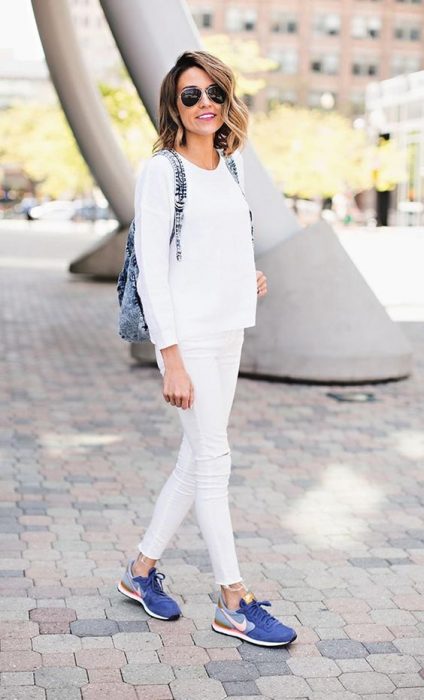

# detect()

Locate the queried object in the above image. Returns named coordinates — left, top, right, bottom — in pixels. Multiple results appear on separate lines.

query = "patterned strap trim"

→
left=224, top=154, right=254, bottom=245
left=152, top=148, right=187, bottom=261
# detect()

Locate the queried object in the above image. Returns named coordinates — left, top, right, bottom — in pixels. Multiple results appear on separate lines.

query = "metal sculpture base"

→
left=130, top=220, right=412, bottom=383
left=69, top=227, right=126, bottom=279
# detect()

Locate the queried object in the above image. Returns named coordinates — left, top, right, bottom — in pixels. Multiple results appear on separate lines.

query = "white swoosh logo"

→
left=221, top=608, right=248, bottom=632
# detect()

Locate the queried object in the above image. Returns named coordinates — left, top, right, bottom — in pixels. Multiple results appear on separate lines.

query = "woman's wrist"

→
left=160, top=344, right=185, bottom=371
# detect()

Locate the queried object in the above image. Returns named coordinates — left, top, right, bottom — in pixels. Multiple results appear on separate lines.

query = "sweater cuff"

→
left=154, top=332, right=179, bottom=351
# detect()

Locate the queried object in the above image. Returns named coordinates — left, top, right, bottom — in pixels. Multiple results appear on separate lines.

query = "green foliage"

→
left=249, top=104, right=405, bottom=199
left=0, top=102, right=93, bottom=198
left=98, top=76, right=157, bottom=166
left=203, top=34, right=278, bottom=97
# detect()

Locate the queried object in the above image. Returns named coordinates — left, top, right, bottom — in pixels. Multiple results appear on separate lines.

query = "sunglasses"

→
left=178, top=84, right=226, bottom=108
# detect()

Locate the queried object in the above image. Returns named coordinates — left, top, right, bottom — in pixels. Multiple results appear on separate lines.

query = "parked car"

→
left=27, top=200, right=77, bottom=221
left=27, top=199, right=112, bottom=221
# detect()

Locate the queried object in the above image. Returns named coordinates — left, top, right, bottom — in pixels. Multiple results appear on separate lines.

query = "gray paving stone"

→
left=255, top=661, right=291, bottom=676
left=256, top=675, right=311, bottom=698
left=339, top=670, right=396, bottom=694
left=70, top=619, right=119, bottom=637
left=34, top=667, right=87, bottom=689
left=192, top=630, right=241, bottom=648
left=173, top=665, right=208, bottom=679
left=364, top=641, right=399, bottom=654
left=367, top=652, right=420, bottom=674
left=316, top=639, right=368, bottom=659
left=46, top=689, right=81, bottom=700
left=287, top=657, right=340, bottom=678
left=0, top=689, right=45, bottom=700
left=116, top=620, right=149, bottom=632
left=336, top=659, right=372, bottom=673
left=308, top=693, right=362, bottom=700
left=393, top=637, right=424, bottom=655
left=220, top=697, right=268, bottom=700
left=371, top=608, right=417, bottom=626
left=237, top=644, right=290, bottom=662
left=112, top=631, right=162, bottom=651
left=315, top=627, right=349, bottom=640
left=349, top=558, right=390, bottom=568
left=296, top=611, right=345, bottom=627
left=205, top=660, right=259, bottom=682
left=170, top=678, right=226, bottom=699
left=307, top=676, right=346, bottom=694
left=389, top=672, right=424, bottom=688
left=0, top=671, right=34, bottom=686
left=32, top=634, right=82, bottom=653
left=223, top=681, right=260, bottom=696
left=121, top=662, right=174, bottom=685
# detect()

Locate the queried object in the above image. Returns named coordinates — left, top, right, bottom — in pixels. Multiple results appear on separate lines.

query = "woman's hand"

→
left=256, top=270, right=268, bottom=298
left=163, top=366, right=194, bottom=410
left=160, top=345, right=194, bottom=410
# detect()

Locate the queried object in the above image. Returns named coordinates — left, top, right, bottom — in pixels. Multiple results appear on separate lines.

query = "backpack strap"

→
left=224, top=154, right=254, bottom=246
left=152, top=148, right=187, bottom=261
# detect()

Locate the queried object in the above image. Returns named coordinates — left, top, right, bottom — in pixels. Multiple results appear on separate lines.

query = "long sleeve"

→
left=133, top=155, right=178, bottom=350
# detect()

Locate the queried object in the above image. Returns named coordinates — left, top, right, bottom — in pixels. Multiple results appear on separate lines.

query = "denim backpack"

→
left=117, top=147, right=253, bottom=343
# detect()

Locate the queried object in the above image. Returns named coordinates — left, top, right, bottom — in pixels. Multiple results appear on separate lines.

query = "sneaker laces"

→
left=240, top=598, right=280, bottom=629
left=146, top=568, right=169, bottom=597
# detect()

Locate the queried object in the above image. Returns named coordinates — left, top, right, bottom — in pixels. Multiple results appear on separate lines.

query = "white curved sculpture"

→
left=31, top=0, right=412, bottom=382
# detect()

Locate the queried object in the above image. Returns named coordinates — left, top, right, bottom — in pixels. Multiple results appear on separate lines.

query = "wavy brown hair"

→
left=152, top=50, right=249, bottom=157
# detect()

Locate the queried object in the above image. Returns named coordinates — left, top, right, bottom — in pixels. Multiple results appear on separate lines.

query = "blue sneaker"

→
left=212, top=591, right=297, bottom=647
left=117, top=561, right=181, bottom=620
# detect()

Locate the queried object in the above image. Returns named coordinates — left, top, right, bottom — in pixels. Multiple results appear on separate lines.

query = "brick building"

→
left=188, top=0, right=424, bottom=115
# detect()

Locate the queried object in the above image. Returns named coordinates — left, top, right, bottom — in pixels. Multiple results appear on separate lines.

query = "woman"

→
left=118, top=50, right=297, bottom=647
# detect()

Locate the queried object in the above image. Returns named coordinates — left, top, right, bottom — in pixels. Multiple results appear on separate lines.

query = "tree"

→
left=98, top=71, right=157, bottom=166
left=0, top=103, right=93, bottom=198
left=249, top=104, right=406, bottom=200
left=203, top=34, right=278, bottom=98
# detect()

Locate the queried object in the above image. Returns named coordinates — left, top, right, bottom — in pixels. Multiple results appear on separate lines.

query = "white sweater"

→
left=133, top=148, right=257, bottom=349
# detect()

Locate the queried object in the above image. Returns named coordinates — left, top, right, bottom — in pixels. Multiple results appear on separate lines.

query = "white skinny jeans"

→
left=138, top=328, right=245, bottom=586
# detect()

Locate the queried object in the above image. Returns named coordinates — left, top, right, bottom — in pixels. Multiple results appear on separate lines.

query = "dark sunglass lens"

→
left=181, top=88, right=201, bottom=106
left=208, top=85, right=226, bottom=103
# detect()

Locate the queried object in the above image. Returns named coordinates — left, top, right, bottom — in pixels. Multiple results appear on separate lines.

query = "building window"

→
left=267, top=88, right=297, bottom=110
left=310, top=53, right=339, bottom=75
left=391, top=54, right=421, bottom=76
left=225, top=7, right=257, bottom=32
left=270, top=11, right=298, bottom=34
left=313, top=14, right=341, bottom=37
left=192, top=9, right=214, bottom=29
left=268, top=49, right=298, bottom=74
left=352, top=57, right=379, bottom=76
left=351, top=16, right=381, bottom=39
left=394, top=24, right=421, bottom=41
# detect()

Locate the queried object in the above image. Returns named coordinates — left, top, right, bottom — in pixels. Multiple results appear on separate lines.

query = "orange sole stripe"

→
left=213, top=619, right=237, bottom=632
left=120, top=580, right=142, bottom=599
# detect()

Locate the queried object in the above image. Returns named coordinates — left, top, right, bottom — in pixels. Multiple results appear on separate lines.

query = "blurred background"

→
left=2, top=0, right=424, bottom=226
left=1, top=0, right=423, bottom=321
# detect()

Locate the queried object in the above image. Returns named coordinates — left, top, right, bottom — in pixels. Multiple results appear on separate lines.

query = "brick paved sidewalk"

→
left=1, top=227, right=424, bottom=699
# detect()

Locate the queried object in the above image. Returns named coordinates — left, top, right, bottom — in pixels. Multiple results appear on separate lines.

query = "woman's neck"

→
left=175, top=135, right=219, bottom=170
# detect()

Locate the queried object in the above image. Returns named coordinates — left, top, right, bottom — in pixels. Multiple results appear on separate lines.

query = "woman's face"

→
left=176, top=66, right=225, bottom=139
